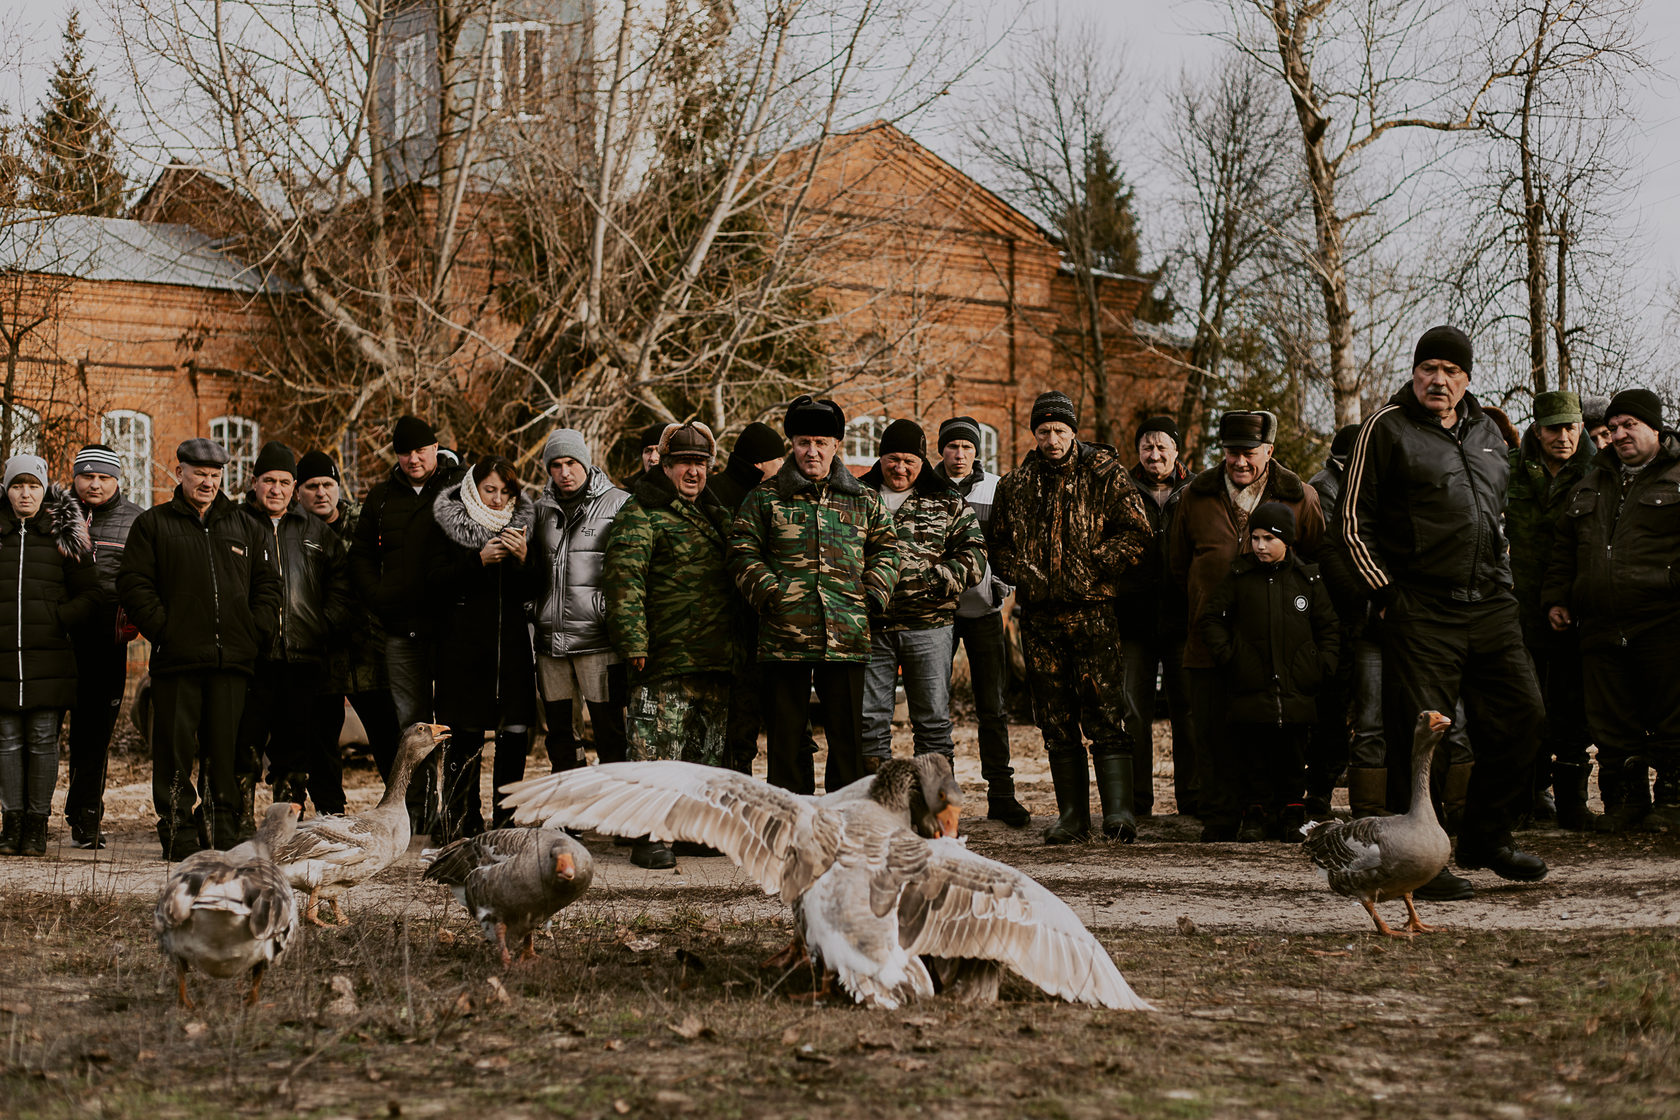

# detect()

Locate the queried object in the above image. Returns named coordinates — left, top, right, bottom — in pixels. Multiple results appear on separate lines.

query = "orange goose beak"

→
left=555, top=852, right=576, bottom=880
left=1425, top=711, right=1452, bottom=734
left=936, top=804, right=961, bottom=839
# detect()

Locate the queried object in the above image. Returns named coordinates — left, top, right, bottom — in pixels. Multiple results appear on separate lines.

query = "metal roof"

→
left=0, top=210, right=282, bottom=293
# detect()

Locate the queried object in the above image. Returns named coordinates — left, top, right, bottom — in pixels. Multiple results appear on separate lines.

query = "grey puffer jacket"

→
left=531, top=466, right=630, bottom=658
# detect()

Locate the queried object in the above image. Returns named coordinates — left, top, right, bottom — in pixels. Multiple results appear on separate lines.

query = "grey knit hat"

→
left=3, top=454, right=48, bottom=491
left=543, top=428, right=591, bottom=469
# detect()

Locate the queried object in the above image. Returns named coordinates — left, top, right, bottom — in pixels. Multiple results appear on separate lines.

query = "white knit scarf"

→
left=459, top=477, right=514, bottom=534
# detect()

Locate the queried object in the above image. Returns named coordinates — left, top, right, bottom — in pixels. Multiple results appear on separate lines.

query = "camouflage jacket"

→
left=1505, top=433, right=1595, bottom=644
left=990, top=442, right=1153, bottom=613
left=603, top=470, right=736, bottom=686
left=729, top=457, right=902, bottom=663
left=860, top=462, right=985, bottom=631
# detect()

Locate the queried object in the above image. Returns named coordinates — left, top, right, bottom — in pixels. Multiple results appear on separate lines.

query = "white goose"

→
left=499, top=758, right=1150, bottom=1011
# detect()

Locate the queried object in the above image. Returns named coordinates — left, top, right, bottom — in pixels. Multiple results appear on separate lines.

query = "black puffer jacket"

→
left=85, top=492, right=144, bottom=592
left=350, top=465, right=457, bottom=639
left=323, top=502, right=389, bottom=693
left=1542, top=433, right=1680, bottom=652
left=0, top=487, right=102, bottom=709
left=117, top=489, right=283, bottom=676
left=1339, top=384, right=1513, bottom=608
left=705, top=451, right=767, bottom=513
left=1198, top=553, right=1340, bottom=726
left=241, top=498, right=352, bottom=664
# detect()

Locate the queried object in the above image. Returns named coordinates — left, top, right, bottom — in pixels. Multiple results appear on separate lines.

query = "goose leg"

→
left=494, top=922, right=512, bottom=968
left=1360, top=897, right=1412, bottom=939
left=518, top=931, right=538, bottom=964
left=175, top=960, right=195, bottom=1010
left=246, top=963, right=266, bottom=1006
left=328, top=897, right=347, bottom=925
left=761, top=933, right=808, bottom=971
left=1402, top=893, right=1437, bottom=934
left=788, top=967, right=838, bottom=1003
left=304, top=887, right=329, bottom=928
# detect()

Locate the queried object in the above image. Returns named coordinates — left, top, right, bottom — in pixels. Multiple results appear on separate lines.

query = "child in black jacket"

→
left=1198, top=501, right=1340, bottom=841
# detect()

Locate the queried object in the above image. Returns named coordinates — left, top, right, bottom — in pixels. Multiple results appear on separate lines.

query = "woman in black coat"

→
left=0, top=456, right=102, bottom=855
left=425, top=457, right=537, bottom=841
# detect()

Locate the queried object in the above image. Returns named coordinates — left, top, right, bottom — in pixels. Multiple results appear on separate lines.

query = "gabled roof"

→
left=0, top=209, right=282, bottom=293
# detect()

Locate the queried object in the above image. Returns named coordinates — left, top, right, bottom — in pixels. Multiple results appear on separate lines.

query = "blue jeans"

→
left=0, top=708, right=63, bottom=815
left=862, top=626, right=955, bottom=760
left=953, top=612, right=1014, bottom=795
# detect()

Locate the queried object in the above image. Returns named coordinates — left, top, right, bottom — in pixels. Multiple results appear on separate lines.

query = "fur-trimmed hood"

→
left=773, top=454, right=864, bottom=499
left=433, top=482, right=536, bottom=550
left=0, top=483, right=92, bottom=561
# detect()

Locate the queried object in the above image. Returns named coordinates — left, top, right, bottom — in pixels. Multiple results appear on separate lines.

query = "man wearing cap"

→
left=118, top=438, right=283, bottom=858
left=1167, top=408, right=1324, bottom=841
left=1341, top=324, right=1549, bottom=888
left=990, top=390, right=1154, bottom=844
left=935, top=415, right=1029, bottom=826
left=1545, top=388, right=1680, bottom=833
left=531, top=428, right=631, bottom=773
left=859, top=419, right=986, bottom=778
left=604, top=421, right=737, bottom=868
left=729, top=395, right=901, bottom=794
left=295, top=449, right=403, bottom=808
left=64, top=444, right=144, bottom=848
left=236, top=441, right=353, bottom=817
left=1505, top=391, right=1597, bottom=829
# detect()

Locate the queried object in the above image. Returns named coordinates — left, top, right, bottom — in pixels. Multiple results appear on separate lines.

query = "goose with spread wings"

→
left=499, top=757, right=1150, bottom=1011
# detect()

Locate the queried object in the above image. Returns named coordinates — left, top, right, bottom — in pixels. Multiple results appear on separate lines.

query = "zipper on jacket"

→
left=14, top=529, right=23, bottom=708
left=203, top=520, right=222, bottom=663
left=272, top=518, right=286, bottom=658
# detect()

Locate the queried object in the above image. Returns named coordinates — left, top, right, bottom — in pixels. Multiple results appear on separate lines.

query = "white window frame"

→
left=209, top=415, right=260, bottom=495
left=976, top=421, right=1000, bottom=475
left=394, top=34, right=428, bottom=139
left=0, top=402, right=41, bottom=458
left=101, top=410, right=153, bottom=505
left=491, top=20, right=549, bottom=119
left=844, top=415, right=888, bottom=468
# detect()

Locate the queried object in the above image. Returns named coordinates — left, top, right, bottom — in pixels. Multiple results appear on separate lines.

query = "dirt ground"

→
left=1, top=718, right=1677, bottom=1118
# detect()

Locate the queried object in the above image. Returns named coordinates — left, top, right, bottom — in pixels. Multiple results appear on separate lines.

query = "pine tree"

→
left=1079, top=134, right=1142, bottom=276
left=27, top=10, right=126, bottom=216
left=0, top=107, right=25, bottom=209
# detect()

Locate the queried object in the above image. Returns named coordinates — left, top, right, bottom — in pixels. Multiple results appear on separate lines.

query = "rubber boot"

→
left=1594, top=756, right=1649, bottom=833
left=1441, top=762, right=1473, bottom=838
left=1642, top=769, right=1680, bottom=833
left=1347, top=767, right=1390, bottom=818
left=1235, top=804, right=1267, bottom=843
left=491, top=729, right=531, bottom=829
left=20, top=813, right=48, bottom=857
left=1093, top=753, right=1137, bottom=842
left=1042, top=754, right=1092, bottom=845
left=1, top=810, right=20, bottom=854
left=1553, top=762, right=1599, bottom=831
left=631, top=837, right=676, bottom=869
left=237, top=773, right=258, bottom=836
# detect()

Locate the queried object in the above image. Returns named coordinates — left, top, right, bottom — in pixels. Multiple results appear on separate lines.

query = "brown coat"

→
left=1167, top=461, right=1325, bottom=668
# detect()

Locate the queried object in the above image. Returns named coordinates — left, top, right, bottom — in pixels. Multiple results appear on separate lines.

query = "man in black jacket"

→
left=1340, top=325, right=1548, bottom=890
left=65, top=444, right=144, bottom=848
left=118, top=438, right=283, bottom=858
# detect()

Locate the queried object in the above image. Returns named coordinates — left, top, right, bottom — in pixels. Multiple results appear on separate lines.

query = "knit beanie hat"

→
left=878, top=419, right=927, bottom=458
left=392, top=416, right=437, bottom=453
left=783, top=395, right=846, bottom=440
left=3, top=454, right=48, bottom=491
left=938, top=415, right=983, bottom=451
left=1030, top=391, right=1078, bottom=432
left=543, top=428, right=592, bottom=469
left=1412, top=325, right=1474, bottom=375
left=252, top=441, right=296, bottom=479
left=659, top=421, right=716, bottom=462
left=638, top=423, right=667, bottom=450
left=733, top=422, right=784, bottom=465
left=1250, top=500, right=1297, bottom=546
left=1135, top=415, right=1180, bottom=447
left=1580, top=394, right=1611, bottom=428
left=73, top=444, right=123, bottom=478
left=1606, top=388, right=1664, bottom=433
left=1329, top=423, right=1361, bottom=459
left=296, top=450, right=340, bottom=484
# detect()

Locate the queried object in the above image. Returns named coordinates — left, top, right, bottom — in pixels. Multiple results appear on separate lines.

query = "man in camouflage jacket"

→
left=990, top=391, right=1153, bottom=845
left=729, top=396, right=901, bottom=794
left=858, top=420, right=985, bottom=773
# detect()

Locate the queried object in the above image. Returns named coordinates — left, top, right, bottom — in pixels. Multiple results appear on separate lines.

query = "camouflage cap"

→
left=1533, top=390, right=1582, bottom=428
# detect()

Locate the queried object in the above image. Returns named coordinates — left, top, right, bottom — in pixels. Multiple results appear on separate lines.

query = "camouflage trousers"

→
left=1020, top=606, right=1131, bottom=763
left=627, top=671, right=730, bottom=766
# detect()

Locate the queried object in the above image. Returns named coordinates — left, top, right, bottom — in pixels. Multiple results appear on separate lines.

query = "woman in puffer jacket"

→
left=0, top=455, right=102, bottom=855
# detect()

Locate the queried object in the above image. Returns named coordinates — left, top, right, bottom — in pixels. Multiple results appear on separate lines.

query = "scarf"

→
left=1225, top=467, right=1269, bottom=534
left=460, top=477, right=515, bottom=534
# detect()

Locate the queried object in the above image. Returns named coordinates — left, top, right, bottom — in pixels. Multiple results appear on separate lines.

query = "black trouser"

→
left=1229, top=720, right=1310, bottom=815
left=542, top=663, right=629, bottom=771
left=1381, top=591, right=1543, bottom=851
left=1187, top=667, right=1233, bottom=827
left=761, top=661, right=866, bottom=795
left=67, top=628, right=129, bottom=835
left=1581, top=627, right=1680, bottom=808
left=152, top=671, right=248, bottom=851
left=440, top=726, right=531, bottom=838
left=954, top=611, right=1015, bottom=798
left=1528, top=630, right=1593, bottom=772
left=1308, top=628, right=1357, bottom=803
left=236, top=660, right=322, bottom=797
left=339, top=690, right=402, bottom=784
left=724, top=661, right=764, bottom=775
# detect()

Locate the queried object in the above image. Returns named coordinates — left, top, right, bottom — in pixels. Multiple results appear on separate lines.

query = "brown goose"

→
left=422, top=828, right=594, bottom=966
left=1302, top=711, right=1454, bottom=937
left=155, top=802, right=301, bottom=1008
left=499, top=758, right=1149, bottom=1010
left=274, top=723, right=449, bottom=925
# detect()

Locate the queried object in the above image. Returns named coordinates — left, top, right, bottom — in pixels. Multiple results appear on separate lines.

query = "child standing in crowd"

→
left=1198, top=501, right=1339, bottom=842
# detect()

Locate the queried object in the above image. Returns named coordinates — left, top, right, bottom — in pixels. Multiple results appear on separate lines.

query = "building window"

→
left=844, top=415, right=887, bottom=468
left=492, top=21, right=548, bottom=118
left=209, top=415, right=260, bottom=494
left=0, top=402, right=40, bottom=458
left=101, top=410, right=153, bottom=505
left=394, top=34, right=428, bottom=138
left=976, top=421, right=1000, bottom=475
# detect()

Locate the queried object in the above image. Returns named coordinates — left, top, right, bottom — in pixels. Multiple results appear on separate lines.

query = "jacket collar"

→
left=859, top=459, right=954, bottom=498
left=1514, top=427, right=1595, bottom=477
left=631, top=464, right=728, bottom=518
left=1130, top=461, right=1190, bottom=492
left=774, top=455, right=863, bottom=499
left=0, top=484, right=93, bottom=560
left=1388, top=381, right=1488, bottom=431
left=433, top=482, right=536, bottom=549
left=934, top=462, right=987, bottom=495
left=168, top=487, right=236, bottom=524
left=1587, top=430, right=1680, bottom=479
left=544, top=464, right=614, bottom=506
left=1186, top=460, right=1305, bottom=501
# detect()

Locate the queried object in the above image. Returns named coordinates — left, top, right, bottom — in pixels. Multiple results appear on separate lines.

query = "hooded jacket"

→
left=350, top=463, right=458, bottom=639
left=0, top=486, right=103, bottom=709
left=861, top=461, right=985, bottom=632
left=1504, top=430, right=1595, bottom=645
left=531, top=465, right=630, bottom=658
left=1198, top=552, right=1340, bottom=726
left=117, top=488, right=282, bottom=677
left=935, top=464, right=1014, bottom=619
left=241, top=498, right=353, bottom=664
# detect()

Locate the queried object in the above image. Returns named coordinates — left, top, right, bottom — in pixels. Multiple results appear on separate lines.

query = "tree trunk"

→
left=1519, top=4, right=1549, bottom=395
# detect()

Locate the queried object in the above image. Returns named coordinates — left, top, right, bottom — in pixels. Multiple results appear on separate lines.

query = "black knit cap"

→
left=733, top=422, right=784, bottom=464
left=296, top=450, right=340, bottom=484
left=1135, top=415, right=1180, bottom=447
left=1606, top=388, right=1664, bottom=432
left=1413, top=325, right=1474, bottom=375
left=938, top=415, right=983, bottom=451
left=252, top=440, right=296, bottom=479
left=1329, top=423, right=1361, bottom=458
left=1250, top=500, right=1297, bottom=546
left=1030, top=391, right=1078, bottom=432
left=1219, top=410, right=1277, bottom=449
left=783, top=395, right=846, bottom=440
left=392, top=415, right=437, bottom=453
left=878, top=419, right=927, bottom=458
left=638, top=423, right=667, bottom=450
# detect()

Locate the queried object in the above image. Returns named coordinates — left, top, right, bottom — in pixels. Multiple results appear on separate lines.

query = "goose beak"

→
left=1425, top=711, right=1452, bottom=734
left=289, top=802, right=304, bottom=814
left=935, top=804, right=961, bottom=839
left=428, top=723, right=451, bottom=740
left=555, top=852, right=576, bottom=880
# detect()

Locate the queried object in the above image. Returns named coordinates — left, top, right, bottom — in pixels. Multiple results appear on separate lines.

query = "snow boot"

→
left=19, top=813, right=48, bottom=857
left=1, top=810, right=20, bottom=854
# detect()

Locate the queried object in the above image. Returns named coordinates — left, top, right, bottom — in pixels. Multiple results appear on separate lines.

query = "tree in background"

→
left=26, top=10, right=126, bottom=216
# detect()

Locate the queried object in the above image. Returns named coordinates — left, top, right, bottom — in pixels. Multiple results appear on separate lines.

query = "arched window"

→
left=101, top=410, right=153, bottom=505
left=0, top=403, right=40, bottom=458
left=844, top=415, right=888, bottom=468
left=209, top=415, right=260, bottom=494
left=975, top=421, right=1000, bottom=475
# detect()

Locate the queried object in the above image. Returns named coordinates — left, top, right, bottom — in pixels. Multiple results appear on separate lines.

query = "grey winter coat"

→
left=530, top=466, right=630, bottom=659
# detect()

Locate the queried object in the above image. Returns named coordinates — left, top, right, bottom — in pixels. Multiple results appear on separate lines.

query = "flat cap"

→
left=177, top=437, right=230, bottom=467
left=1533, top=390, right=1582, bottom=428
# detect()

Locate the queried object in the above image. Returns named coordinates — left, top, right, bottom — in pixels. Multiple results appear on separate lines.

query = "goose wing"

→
left=273, top=815, right=386, bottom=883
left=1301, top=817, right=1386, bottom=896
left=421, top=828, right=548, bottom=887
left=895, top=839, right=1152, bottom=1011
left=501, top=761, right=845, bottom=900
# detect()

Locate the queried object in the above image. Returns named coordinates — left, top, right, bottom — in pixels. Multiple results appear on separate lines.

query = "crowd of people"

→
left=0, top=324, right=1674, bottom=901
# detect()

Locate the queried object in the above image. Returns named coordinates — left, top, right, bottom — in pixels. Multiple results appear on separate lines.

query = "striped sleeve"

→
left=1339, top=405, right=1398, bottom=593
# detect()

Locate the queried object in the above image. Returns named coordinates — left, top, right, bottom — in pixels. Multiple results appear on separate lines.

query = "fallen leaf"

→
left=472, top=1056, right=510, bottom=1071
left=136, top=1050, right=157, bottom=1062
left=902, top=1015, right=939, bottom=1028
left=183, top=1021, right=208, bottom=1039
left=552, top=1036, right=581, bottom=1052
left=452, top=993, right=475, bottom=1017
left=794, top=1046, right=833, bottom=1065
left=1176, top=915, right=1199, bottom=937
left=654, top=1090, right=694, bottom=1109
left=485, top=977, right=511, bottom=1006
left=780, top=1027, right=800, bottom=1046
left=604, top=1039, right=624, bottom=1051
left=894, top=1057, right=929, bottom=1072
left=436, top=929, right=456, bottom=946
left=668, top=1014, right=712, bottom=1040
left=1306, top=949, right=1352, bottom=958
left=613, top=1099, right=630, bottom=1114
left=325, top=974, right=358, bottom=1017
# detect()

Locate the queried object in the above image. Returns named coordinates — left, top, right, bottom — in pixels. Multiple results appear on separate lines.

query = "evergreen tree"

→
left=0, top=108, right=25, bottom=209
left=27, top=10, right=126, bottom=216
left=1080, top=134, right=1142, bottom=276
